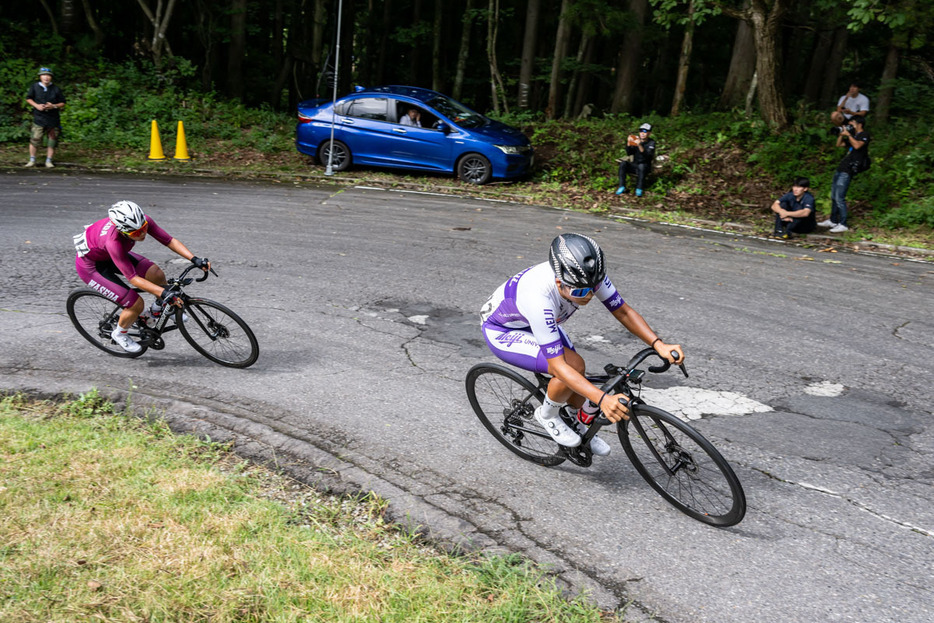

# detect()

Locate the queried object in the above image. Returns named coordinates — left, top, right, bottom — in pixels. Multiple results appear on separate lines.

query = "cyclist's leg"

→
left=76, top=257, right=142, bottom=328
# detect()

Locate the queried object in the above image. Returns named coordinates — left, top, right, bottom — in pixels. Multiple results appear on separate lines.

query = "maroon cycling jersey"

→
left=74, top=216, right=173, bottom=280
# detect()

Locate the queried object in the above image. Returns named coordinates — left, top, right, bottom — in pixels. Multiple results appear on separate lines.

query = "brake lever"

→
left=671, top=351, right=689, bottom=378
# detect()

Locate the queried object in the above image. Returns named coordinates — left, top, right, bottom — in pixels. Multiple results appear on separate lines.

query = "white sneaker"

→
left=573, top=420, right=611, bottom=456
left=45, top=160, right=54, bottom=168
left=817, top=219, right=835, bottom=228
left=829, top=224, right=849, bottom=233
left=533, top=406, right=581, bottom=447
left=24, top=159, right=36, bottom=168
left=110, top=327, right=142, bottom=353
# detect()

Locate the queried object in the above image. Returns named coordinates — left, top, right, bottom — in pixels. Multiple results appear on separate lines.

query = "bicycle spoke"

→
left=177, top=299, right=258, bottom=368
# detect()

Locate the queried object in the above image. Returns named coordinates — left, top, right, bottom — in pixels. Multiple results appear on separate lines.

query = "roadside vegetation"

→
left=0, top=391, right=619, bottom=622
left=1, top=55, right=931, bottom=251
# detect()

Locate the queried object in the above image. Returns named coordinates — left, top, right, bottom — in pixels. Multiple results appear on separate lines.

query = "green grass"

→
left=0, top=392, right=617, bottom=622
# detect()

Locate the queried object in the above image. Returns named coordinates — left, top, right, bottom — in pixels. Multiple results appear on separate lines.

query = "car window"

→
left=425, top=94, right=487, bottom=129
left=394, top=101, right=440, bottom=129
left=347, top=97, right=388, bottom=121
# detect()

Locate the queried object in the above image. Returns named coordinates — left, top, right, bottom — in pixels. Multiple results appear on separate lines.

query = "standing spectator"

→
left=615, top=122, right=656, bottom=198
left=770, top=177, right=816, bottom=239
left=820, top=116, right=870, bottom=234
left=25, top=67, right=65, bottom=168
left=831, top=82, right=869, bottom=127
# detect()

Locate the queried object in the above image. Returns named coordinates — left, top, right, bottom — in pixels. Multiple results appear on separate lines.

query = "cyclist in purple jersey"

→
left=480, top=233, right=683, bottom=452
left=73, top=200, right=210, bottom=353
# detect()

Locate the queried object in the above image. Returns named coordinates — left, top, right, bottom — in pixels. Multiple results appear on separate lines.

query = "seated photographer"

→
left=770, top=177, right=816, bottom=239
left=615, top=122, right=656, bottom=197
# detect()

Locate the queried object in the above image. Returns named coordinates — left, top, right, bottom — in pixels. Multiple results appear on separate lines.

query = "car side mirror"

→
left=434, top=122, right=450, bottom=134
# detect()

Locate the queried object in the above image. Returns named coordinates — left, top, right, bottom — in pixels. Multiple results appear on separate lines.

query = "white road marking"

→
left=640, top=387, right=773, bottom=420
left=408, top=315, right=429, bottom=325
left=803, top=381, right=845, bottom=397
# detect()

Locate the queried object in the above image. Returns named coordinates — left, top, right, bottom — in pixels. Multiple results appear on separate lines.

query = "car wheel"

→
left=458, top=153, right=492, bottom=185
left=318, top=140, right=351, bottom=172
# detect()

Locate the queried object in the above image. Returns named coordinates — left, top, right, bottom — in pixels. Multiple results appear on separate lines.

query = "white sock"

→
left=542, top=395, right=566, bottom=420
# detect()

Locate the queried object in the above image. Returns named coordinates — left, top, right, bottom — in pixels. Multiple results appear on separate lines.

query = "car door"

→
left=335, top=97, right=399, bottom=166
left=387, top=100, right=453, bottom=171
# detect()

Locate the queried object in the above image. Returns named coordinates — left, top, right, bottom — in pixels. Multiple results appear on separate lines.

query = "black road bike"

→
left=66, top=263, right=259, bottom=368
left=465, top=348, right=746, bottom=527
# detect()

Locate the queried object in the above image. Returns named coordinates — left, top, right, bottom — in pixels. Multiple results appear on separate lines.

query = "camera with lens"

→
left=831, top=123, right=855, bottom=136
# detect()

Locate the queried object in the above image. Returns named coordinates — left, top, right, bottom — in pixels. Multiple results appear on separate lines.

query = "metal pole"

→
left=324, top=0, right=344, bottom=176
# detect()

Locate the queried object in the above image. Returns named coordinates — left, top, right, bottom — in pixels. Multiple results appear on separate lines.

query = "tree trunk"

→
left=227, top=0, right=247, bottom=99
left=486, top=0, right=508, bottom=114
left=453, top=0, right=474, bottom=101
left=61, top=0, right=76, bottom=34
left=875, top=43, right=900, bottom=126
left=432, top=0, right=443, bottom=92
left=718, top=11, right=756, bottom=109
left=547, top=0, right=572, bottom=120
left=376, top=0, right=391, bottom=85
left=79, top=0, right=105, bottom=47
left=136, top=0, right=179, bottom=68
left=518, top=0, right=541, bottom=109
left=819, top=25, right=848, bottom=109
left=670, top=0, right=696, bottom=117
left=38, top=0, right=60, bottom=36
left=748, top=0, right=789, bottom=128
left=563, top=33, right=591, bottom=118
left=572, top=37, right=596, bottom=117
left=610, top=0, right=648, bottom=115
left=410, top=0, right=423, bottom=84
left=802, top=27, right=833, bottom=105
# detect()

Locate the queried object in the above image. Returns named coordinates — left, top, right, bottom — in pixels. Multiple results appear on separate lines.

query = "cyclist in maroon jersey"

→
left=73, top=200, right=210, bottom=353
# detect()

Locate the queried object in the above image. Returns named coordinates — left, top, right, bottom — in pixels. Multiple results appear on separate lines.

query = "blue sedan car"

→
left=296, top=86, right=533, bottom=184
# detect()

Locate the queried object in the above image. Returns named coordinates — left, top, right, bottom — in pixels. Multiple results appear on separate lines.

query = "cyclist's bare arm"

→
left=546, top=353, right=630, bottom=423
left=167, top=238, right=211, bottom=271
left=611, top=303, right=683, bottom=364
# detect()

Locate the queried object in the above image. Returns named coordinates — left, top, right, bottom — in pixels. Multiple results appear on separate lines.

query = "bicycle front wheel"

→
left=66, top=289, right=148, bottom=358
left=176, top=298, right=259, bottom=368
left=619, top=404, right=746, bottom=527
left=465, top=363, right=565, bottom=467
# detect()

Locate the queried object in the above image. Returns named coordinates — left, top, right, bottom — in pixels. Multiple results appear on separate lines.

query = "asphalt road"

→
left=1, top=171, right=932, bottom=622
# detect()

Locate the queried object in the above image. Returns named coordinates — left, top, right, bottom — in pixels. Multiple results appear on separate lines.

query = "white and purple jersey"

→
left=480, top=262, right=624, bottom=371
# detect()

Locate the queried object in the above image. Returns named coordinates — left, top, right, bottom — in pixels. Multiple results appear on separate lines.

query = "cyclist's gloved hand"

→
left=160, top=288, right=182, bottom=307
left=191, top=256, right=210, bottom=269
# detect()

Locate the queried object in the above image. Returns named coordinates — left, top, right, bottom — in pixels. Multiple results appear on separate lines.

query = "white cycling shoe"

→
left=534, top=406, right=581, bottom=447
left=573, top=420, right=611, bottom=456
left=110, top=327, right=142, bottom=353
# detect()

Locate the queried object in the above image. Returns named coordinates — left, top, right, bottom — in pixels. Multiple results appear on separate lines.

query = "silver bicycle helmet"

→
left=549, top=233, right=606, bottom=289
left=108, top=200, right=146, bottom=233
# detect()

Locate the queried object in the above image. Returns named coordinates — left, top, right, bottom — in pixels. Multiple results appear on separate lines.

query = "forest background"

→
left=1, top=0, right=932, bottom=246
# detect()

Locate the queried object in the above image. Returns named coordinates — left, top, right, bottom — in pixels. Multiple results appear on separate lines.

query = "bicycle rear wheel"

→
left=176, top=298, right=259, bottom=368
left=465, top=363, right=565, bottom=467
left=619, top=404, right=746, bottom=527
left=66, top=289, right=148, bottom=358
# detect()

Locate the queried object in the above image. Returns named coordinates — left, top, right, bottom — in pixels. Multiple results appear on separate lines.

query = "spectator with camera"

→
left=820, top=116, right=870, bottom=234
left=615, top=122, right=656, bottom=198
left=770, top=177, right=816, bottom=239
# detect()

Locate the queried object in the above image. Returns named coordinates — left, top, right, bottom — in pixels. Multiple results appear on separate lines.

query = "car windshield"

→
left=425, top=95, right=487, bottom=129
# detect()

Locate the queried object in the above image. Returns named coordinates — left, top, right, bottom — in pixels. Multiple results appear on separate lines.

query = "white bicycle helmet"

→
left=108, top=200, right=146, bottom=233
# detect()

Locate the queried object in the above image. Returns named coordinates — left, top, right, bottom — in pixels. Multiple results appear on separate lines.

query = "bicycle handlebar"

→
left=592, top=347, right=688, bottom=427
left=170, top=261, right=218, bottom=289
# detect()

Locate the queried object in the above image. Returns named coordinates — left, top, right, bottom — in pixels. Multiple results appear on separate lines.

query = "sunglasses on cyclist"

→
left=126, top=220, right=149, bottom=237
left=564, top=284, right=593, bottom=298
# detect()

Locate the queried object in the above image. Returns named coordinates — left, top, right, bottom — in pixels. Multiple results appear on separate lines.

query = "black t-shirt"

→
left=26, top=82, right=65, bottom=127
left=625, top=138, right=656, bottom=165
left=837, top=130, right=870, bottom=175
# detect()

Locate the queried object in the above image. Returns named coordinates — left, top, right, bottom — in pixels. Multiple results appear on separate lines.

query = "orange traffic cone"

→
left=148, top=120, right=166, bottom=160
left=173, top=120, right=190, bottom=160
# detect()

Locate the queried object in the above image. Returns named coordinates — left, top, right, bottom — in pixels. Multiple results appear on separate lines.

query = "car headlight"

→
left=494, top=144, right=521, bottom=155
